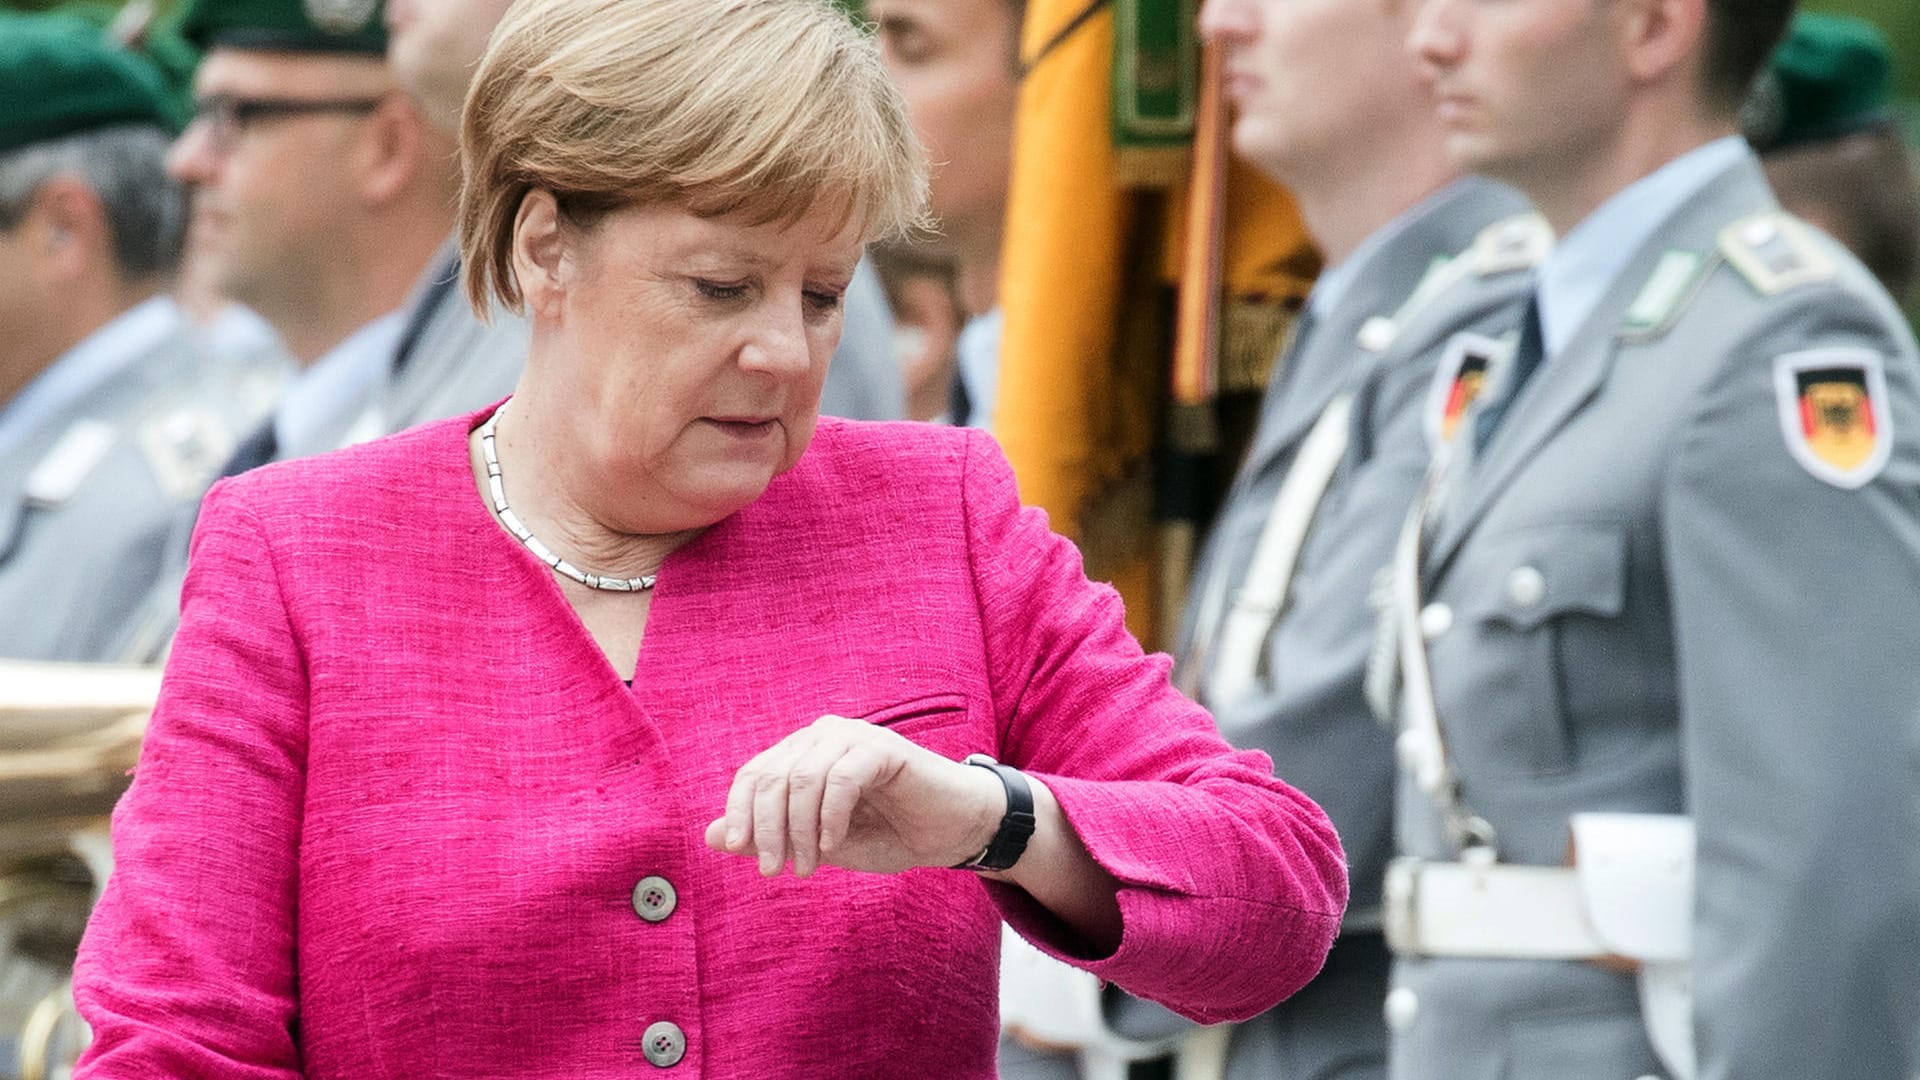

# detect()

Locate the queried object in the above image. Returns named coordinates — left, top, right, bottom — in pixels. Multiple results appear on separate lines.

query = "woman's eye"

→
left=695, top=279, right=750, bottom=302
left=804, top=290, right=844, bottom=316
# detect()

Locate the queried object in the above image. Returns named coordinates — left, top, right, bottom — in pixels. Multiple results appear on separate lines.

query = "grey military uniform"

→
left=1104, top=178, right=1538, bottom=1080
left=357, top=245, right=529, bottom=438
left=0, top=302, right=277, bottom=661
left=818, top=258, right=905, bottom=421
left=1386, top=150, right=1920, bottom=1080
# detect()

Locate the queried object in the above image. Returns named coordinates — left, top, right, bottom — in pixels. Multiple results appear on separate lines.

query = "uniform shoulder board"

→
left=1620, top=248, right=1714, bottom=342
left=1424, top=331, right=1514, bottom=456
left=24, top=420, right=118, bottom=508
left=1773, top=347, right=1892, bottom=489
left=1472, top=213, right=1553, bottom=277
left=138, top=407, right=239, bottom=500
left=1719, top=212, right=1837, bottom=296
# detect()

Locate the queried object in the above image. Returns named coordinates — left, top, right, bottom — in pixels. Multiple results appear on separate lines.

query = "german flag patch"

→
left=1773, top=348, right=1892, bottom=489
left=1425, top=332, right=1509, bottom=455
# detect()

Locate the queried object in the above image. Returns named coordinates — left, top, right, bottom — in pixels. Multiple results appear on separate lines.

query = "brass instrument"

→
left=0, top=661, right=159, bottom=1080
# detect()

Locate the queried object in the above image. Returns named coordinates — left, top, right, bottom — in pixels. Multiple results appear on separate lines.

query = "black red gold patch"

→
left=1773, top=348, right=1892, bottom=489
left=1425, top=332, right=1509, bottom=455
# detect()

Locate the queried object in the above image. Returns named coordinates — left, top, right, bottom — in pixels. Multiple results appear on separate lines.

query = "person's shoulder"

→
left=798, top=417, right=977, bottom=480
left=219, top=410, right=482, bottom=523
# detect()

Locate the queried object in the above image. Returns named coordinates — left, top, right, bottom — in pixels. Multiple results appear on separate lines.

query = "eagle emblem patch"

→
left=1773, top=348, right=1892, bottom=489
left=1425, top=332, right=1509, bottom=455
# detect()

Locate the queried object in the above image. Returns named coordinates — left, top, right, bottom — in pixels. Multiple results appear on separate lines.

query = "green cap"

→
left=1747, top=13, right=1897, bottom=152
left=171, top=0, right=385, bottom=55
left=0, top=11, right=180, bottom=156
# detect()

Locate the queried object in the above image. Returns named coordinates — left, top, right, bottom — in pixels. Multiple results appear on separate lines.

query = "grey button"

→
left=1506, top=565, right=1546, bottom=608
left=1384, top=987, right=1419, bottom=1032
left=642, top=1021, right=686, bottom=1068
left=632, top=876, right=677, bottom=923
left=1418, top=602, right=1453, bottom=640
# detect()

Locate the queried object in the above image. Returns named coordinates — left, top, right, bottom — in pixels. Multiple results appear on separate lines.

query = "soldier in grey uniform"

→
left=112, top=0, right=464, bottom=662
left=0, top=13, right=273, bottom=663
left=1379, top=0, right=1920, bottom=1076
left=1100, top=2, right=1541, bottom=1078
left=379, top=0, right=903, bottom=430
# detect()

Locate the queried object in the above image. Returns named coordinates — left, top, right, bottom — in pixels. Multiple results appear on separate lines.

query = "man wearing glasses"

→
left=113, top=0, right=461, bottom=661
left=167, top=0, right=456, bottom=467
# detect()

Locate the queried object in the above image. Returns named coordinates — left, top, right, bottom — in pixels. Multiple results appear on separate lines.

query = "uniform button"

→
left=1418, top=602, right=1453, bottom=640
left=1384, top=987, right=1419, bottom=1032
left=632, top=876, right=677, bottom=923
left=1742, top=219, right=1778, bottom=246
left=1506, top=566, right=1546, bottom=608
left=641, top=1020, right=686, bottom=1067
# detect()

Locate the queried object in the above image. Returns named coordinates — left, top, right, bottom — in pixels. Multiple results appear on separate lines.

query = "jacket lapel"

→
left=1426, top=157, right=1779, bottom=574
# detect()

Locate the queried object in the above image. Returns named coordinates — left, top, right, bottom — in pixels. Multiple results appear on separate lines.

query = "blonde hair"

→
left=458, top=0, right=930, bottom=314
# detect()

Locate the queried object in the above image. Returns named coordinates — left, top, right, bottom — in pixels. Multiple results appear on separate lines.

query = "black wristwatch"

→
left=952, top=753, right=1036, bottom=872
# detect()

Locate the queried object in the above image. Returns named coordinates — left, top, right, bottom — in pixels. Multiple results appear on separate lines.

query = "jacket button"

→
left=642, top=1021, right=686, bottom=1067
left=632, top=876, right=677, bottom=923
left=1506, top=566, right=1546, bottom=608
left=1418, top=602, right=1453, bottom=640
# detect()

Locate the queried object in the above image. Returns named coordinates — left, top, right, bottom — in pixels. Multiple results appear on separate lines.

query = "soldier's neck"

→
left=0, top=277, right=153, bottom=412
left=1515, top=108, right=1737, bottom=238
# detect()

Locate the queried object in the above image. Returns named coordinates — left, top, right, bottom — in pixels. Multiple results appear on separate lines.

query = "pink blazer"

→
left=75, top=411, right=1345, bottom=1079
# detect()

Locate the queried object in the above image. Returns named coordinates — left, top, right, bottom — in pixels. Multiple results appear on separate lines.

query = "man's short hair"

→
left=0, top=124, right=184, bottom=279
left=1703, top=0, right=1797, bottom=112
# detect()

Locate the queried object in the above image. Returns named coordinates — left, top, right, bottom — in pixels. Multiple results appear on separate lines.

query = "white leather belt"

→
left=1383, top=856, right=1609, bottom=960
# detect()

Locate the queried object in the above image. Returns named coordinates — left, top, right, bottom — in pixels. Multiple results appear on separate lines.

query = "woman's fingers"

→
left=817, top=743, right=884, bottom=859
left=785, top=735, right=849, bottom=878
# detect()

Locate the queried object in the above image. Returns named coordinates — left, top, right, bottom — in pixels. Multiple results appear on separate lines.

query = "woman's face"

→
left=523, top=198, right=864, bottom=533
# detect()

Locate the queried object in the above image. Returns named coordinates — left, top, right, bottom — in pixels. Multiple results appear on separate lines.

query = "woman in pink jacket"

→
left=73, top=0, right=1346, bottom=1075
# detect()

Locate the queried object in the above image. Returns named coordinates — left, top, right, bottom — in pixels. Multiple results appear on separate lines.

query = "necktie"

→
left=391, top=254, right=462, bottom=376
left=217, top=420, right=278, bottom=479
left=1472, top=292, right=1544, bottom=454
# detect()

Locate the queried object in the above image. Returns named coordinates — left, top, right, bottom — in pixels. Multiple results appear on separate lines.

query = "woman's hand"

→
left=704, top=715, right=1005, bottom=878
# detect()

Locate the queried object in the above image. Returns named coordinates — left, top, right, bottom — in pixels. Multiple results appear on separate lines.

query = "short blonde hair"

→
left=459, top=0, right=930, bottom=314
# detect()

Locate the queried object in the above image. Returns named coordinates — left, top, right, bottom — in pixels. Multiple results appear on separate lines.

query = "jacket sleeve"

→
left=1661, top=291, right=1920, bottom=1080
left=957, top=428, right=1347, bottom=1024
left=74, top=479, right=308, bottom=1079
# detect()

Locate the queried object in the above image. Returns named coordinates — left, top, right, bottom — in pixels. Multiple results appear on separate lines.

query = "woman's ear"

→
left=511, top=189, right=571, bottom=320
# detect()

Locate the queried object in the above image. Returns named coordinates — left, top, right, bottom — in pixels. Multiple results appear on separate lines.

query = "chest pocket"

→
left=1448, top=522, right=1629, bottom=778
left=1479, top=524, right=1627, bottom=631
left=859, top=692, right=975, bottom=759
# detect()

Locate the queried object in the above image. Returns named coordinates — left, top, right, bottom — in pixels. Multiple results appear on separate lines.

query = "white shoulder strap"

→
left=1204, top=394, right=1354, bottom=709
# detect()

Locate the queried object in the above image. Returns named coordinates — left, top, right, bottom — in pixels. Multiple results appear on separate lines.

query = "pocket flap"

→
left=1482, top=524, right=1628, bottom=630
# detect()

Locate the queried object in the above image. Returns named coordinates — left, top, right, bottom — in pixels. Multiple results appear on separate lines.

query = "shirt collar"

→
left=1307, top=181, right=1471, bottom=320
left=1537, top=135, right=1751, bottom=357
left=956, top=307, right=1004, bottom=433
left=0, top=295, right=180, bottom=463
left=273, top=310, right=405, bottom=458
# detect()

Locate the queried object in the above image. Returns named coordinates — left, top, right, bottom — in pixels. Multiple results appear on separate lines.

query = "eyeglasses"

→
left=186, top=94, right=389, bottom=153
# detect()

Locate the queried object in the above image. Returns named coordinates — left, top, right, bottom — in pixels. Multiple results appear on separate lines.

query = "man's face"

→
left=1200, top=0, right=1427, bottom=181
left=869, top=0, right=1020, bottom=246
left=167, top=49, right=391, bottom=321
left=386, top=0, right=517, bottom=133
left=1409, top=0, right=1632, bottom=184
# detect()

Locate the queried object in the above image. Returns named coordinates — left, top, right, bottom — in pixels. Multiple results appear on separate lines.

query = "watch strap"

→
left=953, top=754, right=1036, bottom=872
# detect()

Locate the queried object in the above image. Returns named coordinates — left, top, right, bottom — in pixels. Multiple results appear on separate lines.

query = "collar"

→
left=273, top=310, right=405, bottom=458
left=1536, top=135, right=1752, bottom=357
left=1307, top=180, right=1478, bottom=321
left=956, top=307, right=1004, bottom=433
left=0, top=296, right=180, bottom=463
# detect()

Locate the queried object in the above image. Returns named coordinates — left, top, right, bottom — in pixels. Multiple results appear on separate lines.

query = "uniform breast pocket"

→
left=858, top=692, right=977, bottom=760
left=1452, top=523, right=1628, bottom=777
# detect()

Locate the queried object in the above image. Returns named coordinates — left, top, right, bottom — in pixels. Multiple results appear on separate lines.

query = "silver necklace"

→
left=478, top=403, right=657, bottom=593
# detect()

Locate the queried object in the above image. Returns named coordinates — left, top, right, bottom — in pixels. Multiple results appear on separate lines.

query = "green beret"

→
left=171, top=0, right=385, bottom=55
left=1747, top=13, right=1897, bottom=152
left=0, top=11, right=179, bottom=156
